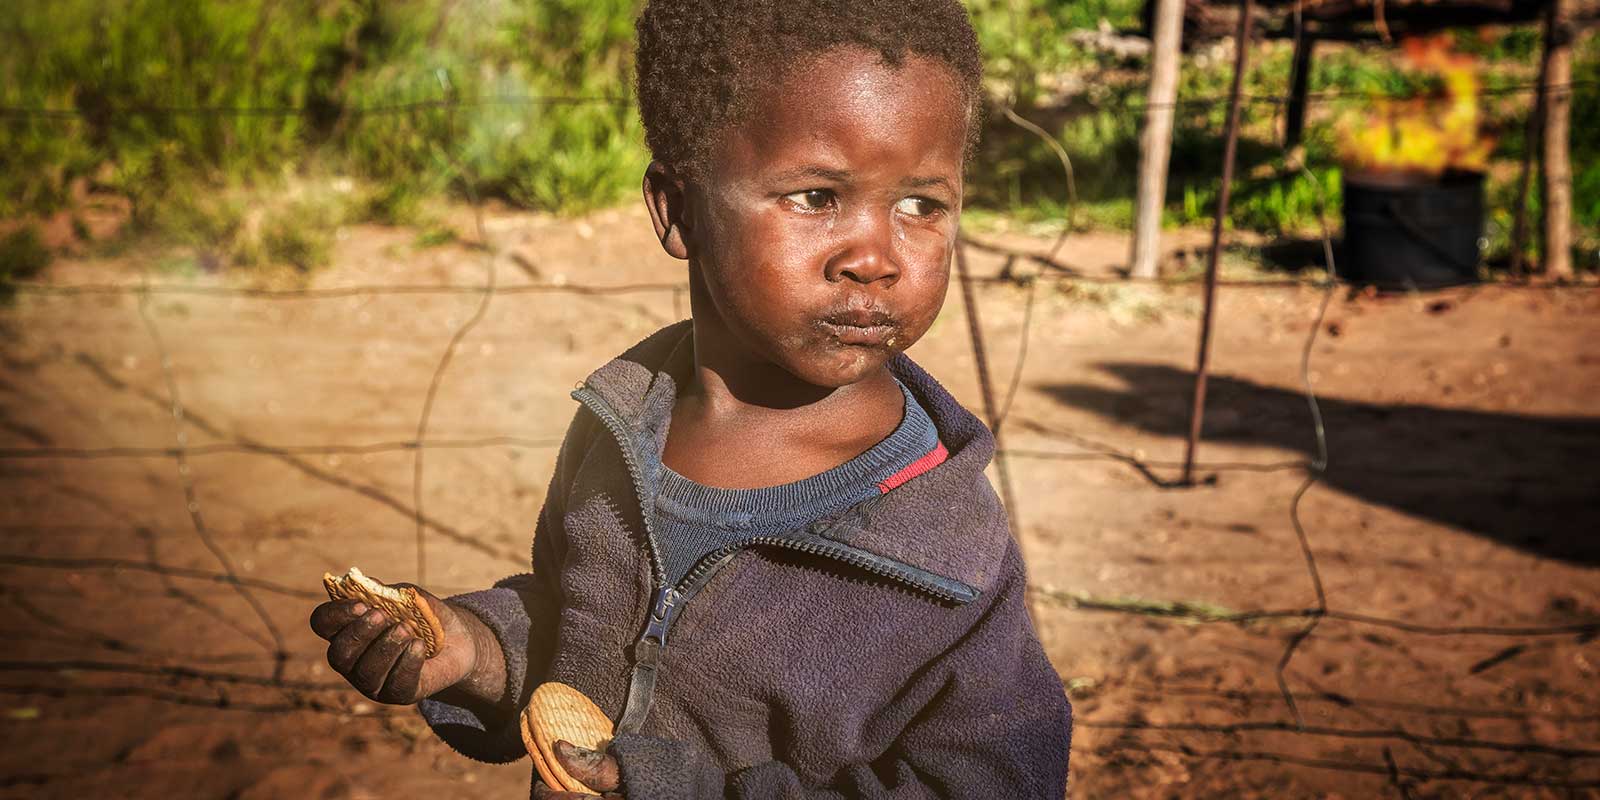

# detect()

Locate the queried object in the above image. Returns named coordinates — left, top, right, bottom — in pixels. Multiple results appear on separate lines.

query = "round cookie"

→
left=520, top=682, right=615, bottom=794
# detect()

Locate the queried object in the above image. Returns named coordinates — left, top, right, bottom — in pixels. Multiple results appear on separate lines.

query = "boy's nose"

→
left=823, top=213, right=900, bottom=286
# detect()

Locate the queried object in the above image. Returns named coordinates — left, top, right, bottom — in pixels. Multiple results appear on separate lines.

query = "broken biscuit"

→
left=322, top=567, right=446, bottom=658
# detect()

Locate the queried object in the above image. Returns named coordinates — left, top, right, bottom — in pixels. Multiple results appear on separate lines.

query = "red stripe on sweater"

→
left=877, top=441, right=949, bottom=494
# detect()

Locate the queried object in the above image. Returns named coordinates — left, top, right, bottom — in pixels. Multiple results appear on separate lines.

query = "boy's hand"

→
left=533, top=740, right=624, bottom=799
left=309, top=585, right=500, bottom=705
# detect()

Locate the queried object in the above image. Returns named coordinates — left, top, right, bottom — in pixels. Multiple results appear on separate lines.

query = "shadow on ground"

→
left=1257, top=237, right=1343, bottom=275
left=1040, top=363, right=1600, bottom=565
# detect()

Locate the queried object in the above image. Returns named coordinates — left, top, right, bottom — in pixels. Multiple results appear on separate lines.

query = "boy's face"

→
left=682, top=47, right=967, bottom=389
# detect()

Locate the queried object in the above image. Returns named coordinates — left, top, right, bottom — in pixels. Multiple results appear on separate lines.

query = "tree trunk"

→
left=1130, top=0, right=1186, bottom=280
left=1541, top=0, right=1574, bottom=280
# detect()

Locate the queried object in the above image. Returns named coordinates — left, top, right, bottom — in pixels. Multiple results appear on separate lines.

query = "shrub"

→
left=0, top=226, right=53, bottom=299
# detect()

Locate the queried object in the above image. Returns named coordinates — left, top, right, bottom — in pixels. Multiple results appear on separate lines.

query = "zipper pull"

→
left=638, top=586, right=678, bottom=659
left=618, top=586, right=677, bottom=734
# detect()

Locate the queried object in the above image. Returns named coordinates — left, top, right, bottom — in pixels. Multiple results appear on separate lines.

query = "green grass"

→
left=414, top=224, right=457, bottom=249
left=1, top=0, right=646, bottom=232
left=968, top=0, right=1146, bottom=104
left=0, top=0, right=656, bottom=272
left=1566, top=35, right=1600, bottom=272
left=1, top=2, right=1594, bottom=274
left=131, top=176, right=359, bottom=272
left=1, top=0, right=341, bottom=219
left=1034, top=587, right=1245, bottom=624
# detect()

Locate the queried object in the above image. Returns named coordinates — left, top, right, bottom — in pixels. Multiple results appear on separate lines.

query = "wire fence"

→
left=1, top=79, right=1594, bottom=120
left=2, top=63, right=1599, bottom=794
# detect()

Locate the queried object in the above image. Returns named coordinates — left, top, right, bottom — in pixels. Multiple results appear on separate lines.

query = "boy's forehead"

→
left=720, top=48, right=968, bottom=175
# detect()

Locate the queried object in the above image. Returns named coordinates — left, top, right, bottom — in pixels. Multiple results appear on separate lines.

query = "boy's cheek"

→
left=898, top=235, right=956, bottom=283
left=887, top=302, right=945, bottom=359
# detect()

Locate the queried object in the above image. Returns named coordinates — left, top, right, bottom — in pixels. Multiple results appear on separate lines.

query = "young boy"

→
left=310, top=1, right=1072, bottom=796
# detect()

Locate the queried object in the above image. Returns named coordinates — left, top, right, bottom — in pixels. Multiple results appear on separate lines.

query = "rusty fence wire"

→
left=2, top=77, right=1598, bottom=793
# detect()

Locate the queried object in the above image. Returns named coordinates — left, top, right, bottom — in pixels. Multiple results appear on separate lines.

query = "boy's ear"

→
left=643, top=160, right=692, bottom=260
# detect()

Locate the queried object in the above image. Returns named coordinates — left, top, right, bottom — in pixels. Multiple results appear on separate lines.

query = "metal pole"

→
left=1182, top=0, right=1254, bottom=486
left=1284, top=31, right=1315, bottom=149
left=954, top=238, right=1021, bottom=543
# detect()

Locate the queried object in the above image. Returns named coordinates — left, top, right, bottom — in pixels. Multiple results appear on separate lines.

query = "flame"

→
left=1338, top=34, right=1495, bottom=176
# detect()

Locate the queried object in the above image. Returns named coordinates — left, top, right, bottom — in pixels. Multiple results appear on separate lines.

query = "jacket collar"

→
left=575, top=321, right=1010, bottom=602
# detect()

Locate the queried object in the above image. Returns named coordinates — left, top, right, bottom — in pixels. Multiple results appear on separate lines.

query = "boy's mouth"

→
left=816, top=309, right=900, bottom=348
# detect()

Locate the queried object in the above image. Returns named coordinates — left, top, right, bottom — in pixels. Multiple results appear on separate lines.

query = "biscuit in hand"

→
left=321, top=567, right=446, bottom=658
left=520, top=682, right=615, bottom=794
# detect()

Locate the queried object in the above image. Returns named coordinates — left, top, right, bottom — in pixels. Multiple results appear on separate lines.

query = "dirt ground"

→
left=1, top=204, right=1597, bottom=799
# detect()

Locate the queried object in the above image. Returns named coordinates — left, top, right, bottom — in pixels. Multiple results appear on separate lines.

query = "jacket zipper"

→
left=677, top=534, right=976, bottom=604
left=572, top=386, right=978, bottom=734
left=573, top=386, right=677, bottom=734
left=572, top=387, right=665, bottom=586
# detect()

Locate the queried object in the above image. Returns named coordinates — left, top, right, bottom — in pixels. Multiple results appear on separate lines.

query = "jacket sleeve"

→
left=610, top=544, right=1073, bottom=799
left=416, top=413, right=588, bottom=763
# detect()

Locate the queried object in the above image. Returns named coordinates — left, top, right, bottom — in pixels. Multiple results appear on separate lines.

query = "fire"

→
left=1338, top=34, right=1495, bottom=176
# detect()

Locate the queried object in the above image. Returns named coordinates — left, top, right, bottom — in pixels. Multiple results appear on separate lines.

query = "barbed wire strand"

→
left=996, top=278, right=1039, bottom=432
left=991, top=104, right=1081, bottom=435
left=999, top=106, right=1078, bottom=262
left=1272, top=0, right=1355, bottom=728
left=1, top=80, right=1593, bottom=121
left=953, top=240, right=1023, bottom=545
left=6, top=281, right=688, bottom=298
left=133, top=273, right=290, bottom=683
left=0, top=436, right=561, bottom=460
left=412, top=74, right=498, bottom=586
left=9, top=269, right=1594, bottom=303
left=1042, top=590, right=1600, bottom=636
left=0, top=94, right=631, bottom=120
left=1269, top=1, right=1340, bottom=716
left=1276, top=204, right=1336, bottom=728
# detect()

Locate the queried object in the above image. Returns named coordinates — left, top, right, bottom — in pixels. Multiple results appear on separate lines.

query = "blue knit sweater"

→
left=651, top=379, right=938, bottom=588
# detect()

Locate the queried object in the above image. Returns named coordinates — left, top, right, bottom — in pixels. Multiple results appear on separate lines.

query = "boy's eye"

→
left=782, top=189, right=834, bottom=210
left=894, top=196, right=942, bottom=218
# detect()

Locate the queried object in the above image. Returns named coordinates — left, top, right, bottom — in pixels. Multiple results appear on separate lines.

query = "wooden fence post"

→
left=1129, top=0, right=1186, bottom=280
left=1541, top=0, right=1574, bottom=280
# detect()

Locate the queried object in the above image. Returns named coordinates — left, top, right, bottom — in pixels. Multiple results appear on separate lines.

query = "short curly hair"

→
left=634, top=0, right=984, bottom=178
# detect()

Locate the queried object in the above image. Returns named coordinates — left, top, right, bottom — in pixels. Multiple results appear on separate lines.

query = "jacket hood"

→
left=574, top=321, right=1012, bottom=602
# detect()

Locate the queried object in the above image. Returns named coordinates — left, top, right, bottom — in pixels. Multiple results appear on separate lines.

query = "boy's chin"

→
left=783, top=345, right=901, bottom=390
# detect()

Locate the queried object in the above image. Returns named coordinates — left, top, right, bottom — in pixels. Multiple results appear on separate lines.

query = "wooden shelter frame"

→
left=1138, top=0, right=1588, bottom=479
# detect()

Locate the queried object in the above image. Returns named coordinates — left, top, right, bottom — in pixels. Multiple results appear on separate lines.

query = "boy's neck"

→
left=685, top=347, right=899, bottom=421
left=661, top=294, right=906, bottom=489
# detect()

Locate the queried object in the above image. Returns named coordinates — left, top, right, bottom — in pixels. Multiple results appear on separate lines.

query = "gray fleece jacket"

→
left=418, top=322, right=1071, bottom=798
